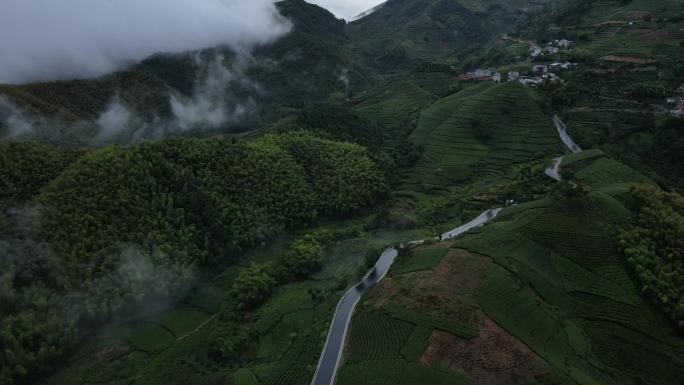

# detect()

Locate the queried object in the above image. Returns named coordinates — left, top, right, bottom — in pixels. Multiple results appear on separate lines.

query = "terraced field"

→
left=344, top=312, right=415, bottom=364
left=453, top=168, right=684, bottom=385
left=408, top=81, right=563, bottom=187
left=568, top=0, right=684, bottom=58
left=43, top=262, right=338, bottom=385
left=339, top=155, right=684, bottom=385
left=354, top=79, right=436, bottom=142
left=412, top=71, right=459, bottom=97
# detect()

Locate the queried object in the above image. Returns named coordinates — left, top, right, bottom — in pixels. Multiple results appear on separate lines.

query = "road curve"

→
left=545, top=157, right=563, bottom=181
left=546, top=116, right=582, bottom=180
left=311, top=116, right=579, bottom=385
left=553, top=115, right=582, bottom=154
left=310, top=209, right=502, bottom=385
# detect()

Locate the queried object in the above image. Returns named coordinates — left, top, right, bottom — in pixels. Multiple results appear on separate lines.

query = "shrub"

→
left=231, top=263, right=277, bottom=310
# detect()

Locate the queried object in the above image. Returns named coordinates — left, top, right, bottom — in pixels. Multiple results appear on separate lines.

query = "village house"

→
left=508, top=71, right=520, bottom=81
left=518, top=77, right=542, bottom=87
left=474, top=69, right=491, bottom=78
left=544, top=46, right=560, bottom=55
left=473, top=192, right=492, bottom=201
left=533, top=64, right=548, bottom=74
left=492, top=72, right=502, bottom=83
left=530, top=46, right=542, bottom=57
left=542, top=73, right=561, bottom=83
left=670, top=95, right=684, bottom=117
left=556, top=39, right=574, bottom=48
left=458, top=69, right=492, bottom=81
left=550, top=62, right=577, bottom=71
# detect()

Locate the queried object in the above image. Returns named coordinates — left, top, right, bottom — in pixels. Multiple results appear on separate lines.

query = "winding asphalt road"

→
left=310, top=209, right=502, bottom=385
left=553, top=115, right=582, bottom=154
left=546, top=115, right=583, bottom=181
left=311, top=116, right=580, bottom=385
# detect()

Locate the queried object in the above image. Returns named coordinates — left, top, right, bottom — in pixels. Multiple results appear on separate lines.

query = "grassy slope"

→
left=408, top=81, right=563, bottom=186
left=534, top=0, right=684, bottom=189
left=338, top=154, right=684, bottom=385
left=41, top=210, right=439, bottom=385
left=570, top=0, right=684, bottom=59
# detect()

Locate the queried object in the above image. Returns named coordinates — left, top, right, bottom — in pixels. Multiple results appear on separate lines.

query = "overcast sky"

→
left=0, top=0, right=291, bottom=84
left=0, top=0, right=383, bottom=85
left=309, top=0, right=384, bottom=20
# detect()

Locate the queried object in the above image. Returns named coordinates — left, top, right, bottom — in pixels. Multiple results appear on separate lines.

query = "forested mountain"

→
left=1, top=1, right=683, bottom=385
left=347, top=0, right=540, bottom=71
left=0, top=133, right=386, bottom=384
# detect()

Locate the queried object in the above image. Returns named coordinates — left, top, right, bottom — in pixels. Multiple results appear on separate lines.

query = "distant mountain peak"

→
left=352, top=1, right=386, bottom=21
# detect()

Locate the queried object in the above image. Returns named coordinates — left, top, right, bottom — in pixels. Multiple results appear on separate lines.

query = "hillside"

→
left=339, top=155, right=684, bottom=385
left=1, top=1, right=683, bottom=385
left=348, top=0, right=544, bottom=72
left=514, top=0, right=684, bottom=188
left=408, top=81, right=563, bottom=186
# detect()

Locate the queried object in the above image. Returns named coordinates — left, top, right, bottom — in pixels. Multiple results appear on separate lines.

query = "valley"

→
left=1, top=1, right=683, bottom=385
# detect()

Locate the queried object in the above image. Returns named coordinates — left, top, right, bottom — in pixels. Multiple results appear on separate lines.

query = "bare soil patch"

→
left=627, top=11, right=651, bottom=20
left=389, top=249, right=490, bottom=325
left=634, top=29, right=677, bottom=42
left=631, top=65, right=657, bottom=72
left=595, top=20, right=625, bottom=26
left=420, top=315, right=549, bottom=385
left=367, top=277, right=399, bottom=308
left=600, top=55, right=656, bottom=64
left=94, top=345, right=131, bottom=361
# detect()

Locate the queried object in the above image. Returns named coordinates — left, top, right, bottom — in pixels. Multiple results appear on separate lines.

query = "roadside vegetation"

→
left=0, top=132, right=386, bottom=384
left=2, top=0, right=684, bottom=384
left=619, top=185, right=684, bottom=329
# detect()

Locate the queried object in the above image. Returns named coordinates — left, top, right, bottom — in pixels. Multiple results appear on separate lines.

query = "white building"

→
left=508, top=71, right=520, bottom=81
left=530, top=46, right=542, bottom=57
left=533, top=64, right=549, bottom=74
left=473, top=69, right=491, bottom=78
left=542, top=73, right=561, bottom=83
left=492, top=72, right=502, bottom=83
left=544, top=46, right=560, bottom=54
left=551, top=62, right=577, bottom=70
left=557, top=39, right=574, bottom=48
left=519, top=77, right=542, bottom=87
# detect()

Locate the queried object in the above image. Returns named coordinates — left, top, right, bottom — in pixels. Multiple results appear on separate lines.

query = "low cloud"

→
left=2, top=54, right=264, bottom=145
left=0, top=0, right=291, bottom=84
left=94, top=54, right=260, bottom=144
left=93, top=96, right=133, bottom=144
left=169, top=55, right=259, bottom=132
left=0, top=96, right=35, bottom=138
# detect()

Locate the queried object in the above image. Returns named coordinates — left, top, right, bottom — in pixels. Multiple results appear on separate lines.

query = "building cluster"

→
left=458, top=69, right=499, bottom=81
left=667, top=85, right=684, bottom=118
left=518, top=73, right=561, bottom=87
left=530, top=39, right=574, bottom=58
left=458, top=61, right=579, bottom=87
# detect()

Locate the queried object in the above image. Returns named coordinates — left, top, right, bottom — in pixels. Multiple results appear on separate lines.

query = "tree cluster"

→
left=0, top=131, right=386, bottom=384
left=618, top=185, right=684, bottom=330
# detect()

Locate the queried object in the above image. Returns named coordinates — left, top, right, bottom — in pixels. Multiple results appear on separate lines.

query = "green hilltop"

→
left=1, top=1, right=683, bottom=385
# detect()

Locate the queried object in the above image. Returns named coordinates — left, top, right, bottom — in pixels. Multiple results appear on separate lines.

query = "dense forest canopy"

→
left=619, top=185, right=684, bottom=329
left=2, top=0, right=684, bottom=384
left=0, top=132, right=386, bottom=384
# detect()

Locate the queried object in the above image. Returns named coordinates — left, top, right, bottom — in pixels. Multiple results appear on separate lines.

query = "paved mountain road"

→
left=311, top=116, right=580, bottom=385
